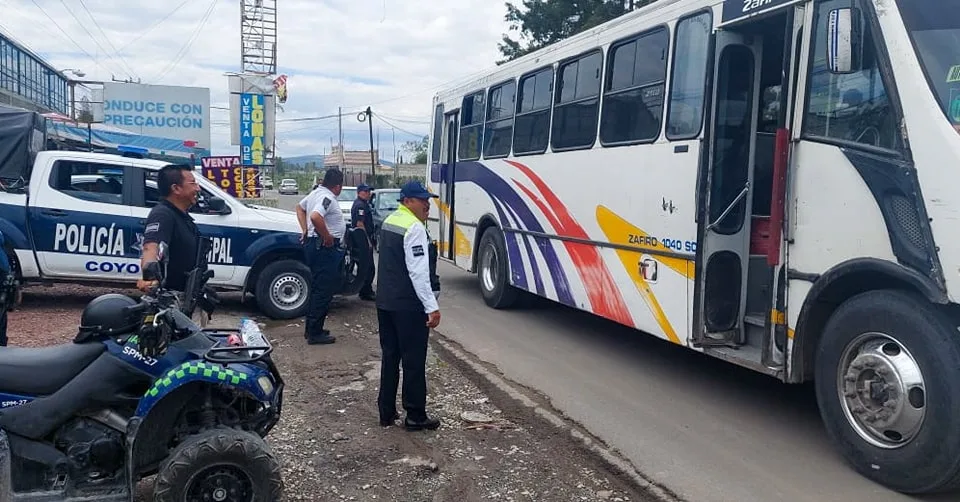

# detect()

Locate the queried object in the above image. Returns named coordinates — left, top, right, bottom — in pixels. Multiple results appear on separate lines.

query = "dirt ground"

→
left=9, top=285, right=655, bottom=502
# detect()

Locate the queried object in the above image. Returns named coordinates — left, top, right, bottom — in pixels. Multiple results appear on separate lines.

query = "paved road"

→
left=274, top=193, right=955, bottom=502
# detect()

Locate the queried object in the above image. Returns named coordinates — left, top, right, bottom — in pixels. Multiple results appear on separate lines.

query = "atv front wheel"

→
left=153, top=427, right=283, bottom=502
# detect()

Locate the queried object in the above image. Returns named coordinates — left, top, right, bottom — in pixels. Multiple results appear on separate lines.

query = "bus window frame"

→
left=665, top=8, right=715, bottom=142
left=599, top=22, right=672, bottom=148
left=458, top=89, right=487, bottom=162
left=549, top=47, right=605, bottom=153
left=797, top=0, right=909, bottom=159
left=512, top=63, right=557, bottom=157
left=482, top=77, right=519, bottom=160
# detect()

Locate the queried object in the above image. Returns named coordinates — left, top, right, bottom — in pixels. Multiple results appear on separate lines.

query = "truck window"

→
left=49, top=161, right=124, bottom=205
left=142, top=170, right=219, bottom=214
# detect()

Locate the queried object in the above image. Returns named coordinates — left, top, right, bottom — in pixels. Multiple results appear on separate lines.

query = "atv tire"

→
left=153, top=427, right=283, bottom=502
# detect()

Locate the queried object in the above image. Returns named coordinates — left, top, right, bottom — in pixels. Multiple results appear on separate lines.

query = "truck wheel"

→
left=477, top=227, right=518, bottom=309
left=153, top=427, right=283, bottom=502
left=814, top=289, right=960, bottom=494
left=255, top=259, right=310, bottom=319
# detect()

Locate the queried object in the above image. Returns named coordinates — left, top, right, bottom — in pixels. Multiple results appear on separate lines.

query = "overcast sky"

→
left=0, top=0, right=510, bottom=160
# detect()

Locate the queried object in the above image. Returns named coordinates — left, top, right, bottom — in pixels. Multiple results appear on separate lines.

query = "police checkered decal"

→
left=145, top=361, right=248, bottom=397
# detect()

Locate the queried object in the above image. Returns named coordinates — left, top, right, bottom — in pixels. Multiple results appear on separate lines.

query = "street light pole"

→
left=357, top=107, right=376, bottom=183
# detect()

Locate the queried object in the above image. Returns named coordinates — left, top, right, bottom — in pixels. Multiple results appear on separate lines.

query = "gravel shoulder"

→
left=10, top=285, right=656, bottom=502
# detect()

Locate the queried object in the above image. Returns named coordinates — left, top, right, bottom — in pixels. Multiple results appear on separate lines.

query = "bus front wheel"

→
left=814, top=289, right=960, bottom=494
left=477, top=228, right=518, bottom=309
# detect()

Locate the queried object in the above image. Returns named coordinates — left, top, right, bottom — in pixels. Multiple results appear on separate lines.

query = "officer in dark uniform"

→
left=376, top=180, right=442, bottom=431
left=350, top=184, right=376, bottom=301
left=138, top=164, right=201, bottom=293
left=295, top=168, right=345, bottom=345
left=0, top=229, right=19, bottom=347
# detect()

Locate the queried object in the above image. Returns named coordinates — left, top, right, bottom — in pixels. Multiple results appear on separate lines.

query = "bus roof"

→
left=433, top=0, right=718, bottom=105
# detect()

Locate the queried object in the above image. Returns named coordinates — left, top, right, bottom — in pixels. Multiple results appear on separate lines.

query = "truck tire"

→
left=255, top=259, right=310, bottom=320
left=814, top=289, right=960, bottom=494
left=477, top=227, right=518, bottom=309
left=153, top=427, right=283, bottom=502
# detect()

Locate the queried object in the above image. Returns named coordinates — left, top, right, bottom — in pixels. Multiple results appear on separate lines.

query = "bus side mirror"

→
left=827, top=8, right=862, bottom=74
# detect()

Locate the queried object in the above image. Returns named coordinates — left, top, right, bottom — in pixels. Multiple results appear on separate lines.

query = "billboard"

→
left=200, top=156, right=261, bottom=198
left=239, top=93, right=267, bottom=165
left=228, top=74, right=275, bottom=155
left=98, top=82, right=211, bottom=149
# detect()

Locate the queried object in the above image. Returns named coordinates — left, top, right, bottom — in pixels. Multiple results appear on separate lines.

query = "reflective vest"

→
left=375, top=205, right=439, bottom=312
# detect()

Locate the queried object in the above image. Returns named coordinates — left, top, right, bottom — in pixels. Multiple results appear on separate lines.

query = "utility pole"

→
left=361, top=107, right=375, bottom=180
left=337, top=107, right=344, bottom=170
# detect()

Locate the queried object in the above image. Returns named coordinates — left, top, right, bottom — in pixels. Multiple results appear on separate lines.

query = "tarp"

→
left=0, top=104, right=45, bottom=180
left=45, top=120, right=210, bottom=159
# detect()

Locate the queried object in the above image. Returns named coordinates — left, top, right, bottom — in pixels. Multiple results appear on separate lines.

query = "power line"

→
left=57, top=0, right=135, bottom=80
left=76, top=0, right=140, bottom=80
left=25, top=0, right=117, bottom=76
left=373, top=112, right=426, bottom=139
left=150, top=0, right=219, bottom=83
left=117, top=0, right=192, bottom=52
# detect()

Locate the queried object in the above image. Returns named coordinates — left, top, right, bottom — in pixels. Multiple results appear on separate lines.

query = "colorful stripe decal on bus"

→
left=506, top=160, right=635, bottom=327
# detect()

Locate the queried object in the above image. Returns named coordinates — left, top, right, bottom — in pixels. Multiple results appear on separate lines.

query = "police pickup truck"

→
left=0, top=150, right=312, bottom=319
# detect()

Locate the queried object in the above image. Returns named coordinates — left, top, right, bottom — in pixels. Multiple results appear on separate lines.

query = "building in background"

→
left=0, top=30, right=69, bottom=115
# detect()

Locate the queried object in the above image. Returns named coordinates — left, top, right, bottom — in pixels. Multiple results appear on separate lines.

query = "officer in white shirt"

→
left=295, top=168, right=346, bottom=345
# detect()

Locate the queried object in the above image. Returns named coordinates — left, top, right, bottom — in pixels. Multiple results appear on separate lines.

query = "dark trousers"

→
left=377, top=308, right=429, bottom=422
left=350, top=230, right=375, bottom=296
left=303, top=238, right=343, bottom=337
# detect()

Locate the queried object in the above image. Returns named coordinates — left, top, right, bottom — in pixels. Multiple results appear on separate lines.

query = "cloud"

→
left=0, top=0, right=510, bottom=160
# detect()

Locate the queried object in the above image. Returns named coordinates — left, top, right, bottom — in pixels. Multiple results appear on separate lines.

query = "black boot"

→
left=404, top=415, right=440, bottom=431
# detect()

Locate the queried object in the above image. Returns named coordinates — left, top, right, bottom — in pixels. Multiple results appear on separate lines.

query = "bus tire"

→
left=813, top=289, right=960, bottom=494
left=255, top=259, right=310, bottom=320
left=477, top=227, right=518, bottom=309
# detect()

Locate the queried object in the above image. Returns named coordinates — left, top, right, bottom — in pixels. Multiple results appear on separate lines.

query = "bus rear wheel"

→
left=814, top=289, right=960, bottom=494
left=477, top=227, right=518, bottom=309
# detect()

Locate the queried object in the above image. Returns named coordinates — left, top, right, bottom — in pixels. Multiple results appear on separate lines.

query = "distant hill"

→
left=282, top=154, right=395, bottom=168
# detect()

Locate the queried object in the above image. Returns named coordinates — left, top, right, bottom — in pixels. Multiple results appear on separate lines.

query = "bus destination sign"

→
left=722, top=0, right=797, bottom=24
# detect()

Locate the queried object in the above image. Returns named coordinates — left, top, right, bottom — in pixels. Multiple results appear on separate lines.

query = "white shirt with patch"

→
left=300, top=186, right=345, bottom=239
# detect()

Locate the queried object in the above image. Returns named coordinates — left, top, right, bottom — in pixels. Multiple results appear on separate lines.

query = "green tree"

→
left=402, top=135, right=429, bottom=164
left=498, top=0, right=655, bottom=63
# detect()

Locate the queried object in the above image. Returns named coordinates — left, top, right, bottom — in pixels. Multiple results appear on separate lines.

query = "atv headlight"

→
left=257, top=376, right=274, bottom=395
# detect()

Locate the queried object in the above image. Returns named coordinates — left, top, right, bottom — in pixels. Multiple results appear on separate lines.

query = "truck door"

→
left=31, top=157, right=136, bottom=279
left=693, top=28, right=763, bottom=346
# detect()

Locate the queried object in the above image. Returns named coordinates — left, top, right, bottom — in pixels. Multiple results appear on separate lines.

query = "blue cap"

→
left=357, top=184, right=372, bottom=192
left=399, top=180, right=439, bottom=200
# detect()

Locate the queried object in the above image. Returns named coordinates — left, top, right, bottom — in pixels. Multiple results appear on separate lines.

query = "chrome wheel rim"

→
left=836, top=332, right=926, bottom=449
left=271, top=273, right=307, bottom=311
left=480, top=243, right=499, bottom=293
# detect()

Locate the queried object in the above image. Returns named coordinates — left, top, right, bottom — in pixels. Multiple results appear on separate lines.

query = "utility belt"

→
left=306, top=235, right=344, bottom=250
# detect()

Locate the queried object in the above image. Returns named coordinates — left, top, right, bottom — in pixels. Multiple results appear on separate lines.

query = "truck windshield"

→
left=897, top=0, right=960, bottom=129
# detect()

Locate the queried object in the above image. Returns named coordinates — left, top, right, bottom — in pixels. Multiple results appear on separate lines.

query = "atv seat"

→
left=0, top=343, right=105, bottom=396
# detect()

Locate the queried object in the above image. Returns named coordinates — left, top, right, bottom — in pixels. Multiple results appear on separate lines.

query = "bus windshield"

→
left=897, top=0, right=960, bottom=129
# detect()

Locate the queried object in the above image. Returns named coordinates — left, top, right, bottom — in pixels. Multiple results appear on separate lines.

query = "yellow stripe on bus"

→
left=595, top=205, right=688, bottom=345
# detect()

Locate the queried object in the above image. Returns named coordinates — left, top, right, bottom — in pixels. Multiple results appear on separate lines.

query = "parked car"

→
left=338, top=186, right=358, bottom=223
left=278, top=178, right=298, bottom=195
left=369, top=188, right=400, bottom=250
left=261, top=176, right=273, bottom=189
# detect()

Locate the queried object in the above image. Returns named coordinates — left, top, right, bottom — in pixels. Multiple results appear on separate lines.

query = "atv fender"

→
left=135, top=361, right=275, bottom=418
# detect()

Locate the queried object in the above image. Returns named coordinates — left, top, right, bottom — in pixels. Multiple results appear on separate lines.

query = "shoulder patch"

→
left=412, top=244, right=425, bottom=257
left=144, top=222, right=160, bottom=234
left=322, top=198, right=332, bottom=210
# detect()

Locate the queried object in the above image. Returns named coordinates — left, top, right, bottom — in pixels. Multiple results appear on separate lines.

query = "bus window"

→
left=514, top=67, right=554, bottom=155
left=803, top=0, right=900, bottom=150
left=483, top=80, right=516, bottom=158
left=600, top=27, right=669, bottom=145
left=430, top=104, right=443, bottom=163
left=551, top=50, right=602, bottom=150
left=458, top=91, right=485, bottom=160
left=667, top=11, right=712, bottom=140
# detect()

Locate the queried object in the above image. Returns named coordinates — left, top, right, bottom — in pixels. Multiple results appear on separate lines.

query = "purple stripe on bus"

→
left=502, top=200, right=545, bottom=296
left=491, top=197, right=528, bottom=290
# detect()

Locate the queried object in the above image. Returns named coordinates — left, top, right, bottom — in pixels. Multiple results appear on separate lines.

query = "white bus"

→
left=425, top=0, right=960, bottom=494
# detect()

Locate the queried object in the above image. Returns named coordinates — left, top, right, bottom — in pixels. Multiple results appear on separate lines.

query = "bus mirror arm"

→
left=706, top=182, right=750, bottom=233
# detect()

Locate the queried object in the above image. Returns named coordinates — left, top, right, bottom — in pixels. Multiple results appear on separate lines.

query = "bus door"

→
left=693, top=28, right=763, bottom=347
left=438, top=112, right=459, bottom=261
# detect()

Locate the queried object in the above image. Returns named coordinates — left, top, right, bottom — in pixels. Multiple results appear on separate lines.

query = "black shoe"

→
left=307, top=331, right=335, bottom=345
left=379, top=412, right=400, bottom=427
left=404, top=416, right=441, bottom=431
